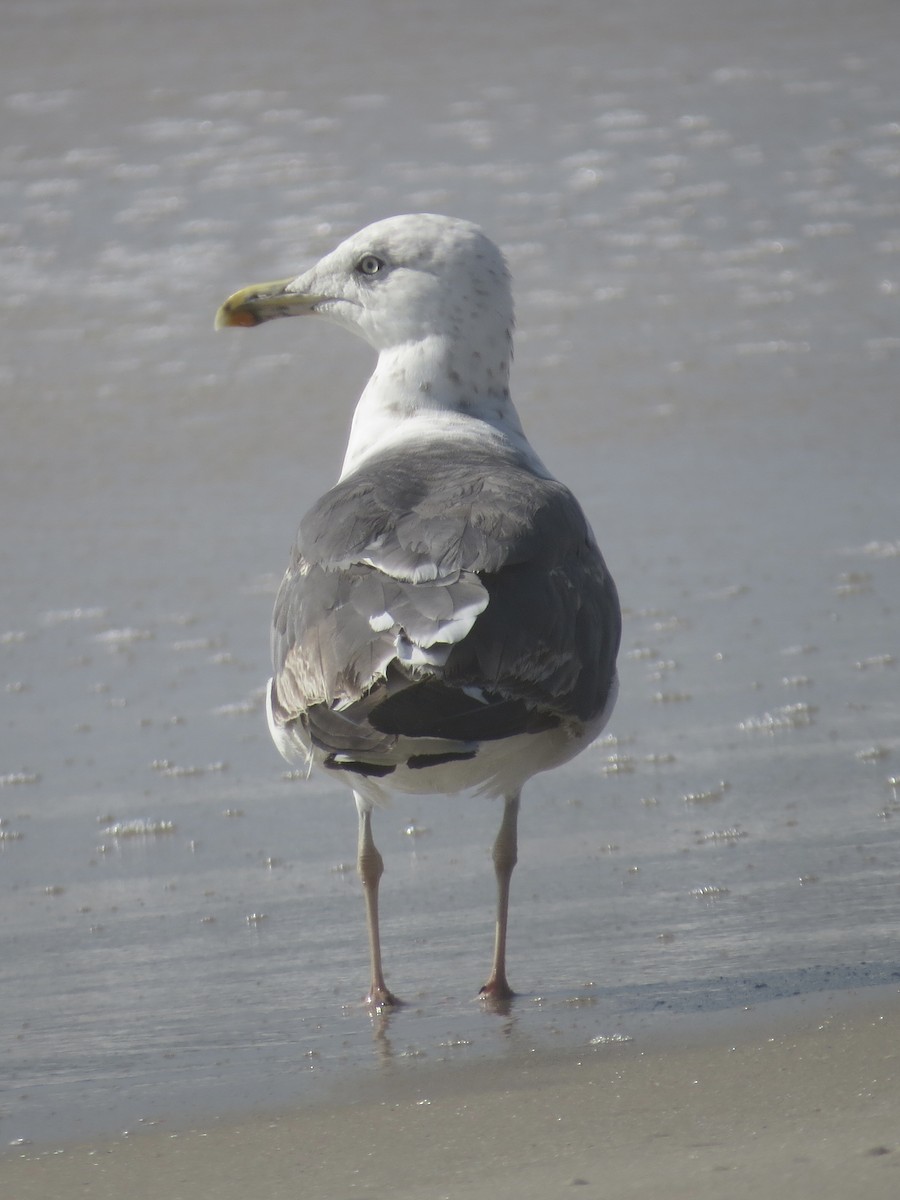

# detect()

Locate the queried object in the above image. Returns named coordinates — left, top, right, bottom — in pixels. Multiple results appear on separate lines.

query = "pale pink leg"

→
left=355, top=793, right=400, bottom=1009
left=480, top=791, right=520, bottom=1001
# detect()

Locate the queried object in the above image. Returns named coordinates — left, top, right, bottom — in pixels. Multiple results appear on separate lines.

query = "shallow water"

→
left=2, top=0, right=899, bottom=1148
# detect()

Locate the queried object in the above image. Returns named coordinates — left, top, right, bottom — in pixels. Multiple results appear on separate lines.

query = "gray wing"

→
left=270, top=442, right=620, bottom=767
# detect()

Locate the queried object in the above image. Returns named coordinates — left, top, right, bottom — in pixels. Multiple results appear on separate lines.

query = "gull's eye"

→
left=355, top=254, right=385, bottom=277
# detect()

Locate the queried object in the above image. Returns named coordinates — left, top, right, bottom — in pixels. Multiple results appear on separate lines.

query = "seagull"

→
left=216, top=214, right=621, bottom=1009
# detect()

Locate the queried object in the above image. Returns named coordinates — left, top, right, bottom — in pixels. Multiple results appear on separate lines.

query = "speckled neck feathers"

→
left=275, top=214, right=521, bottom=477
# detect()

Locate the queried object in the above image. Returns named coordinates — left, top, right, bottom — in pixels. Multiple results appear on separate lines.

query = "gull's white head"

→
left=217, top=214, right=514, bottom=391
left=217, top=214, right=532, bottom=474
left=218, top=214, right=512, bottom=347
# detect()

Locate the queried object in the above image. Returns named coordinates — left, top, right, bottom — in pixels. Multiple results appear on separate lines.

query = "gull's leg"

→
left=355, top=791, right=400, bottom=1009
left=480, top=791, right=520, bottom=1001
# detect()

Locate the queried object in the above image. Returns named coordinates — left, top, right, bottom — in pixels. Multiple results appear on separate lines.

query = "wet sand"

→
left=5, top=986, right=900, bottom=1198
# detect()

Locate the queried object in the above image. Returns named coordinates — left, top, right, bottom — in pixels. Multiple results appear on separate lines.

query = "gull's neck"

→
left=340, top=334, right=540, bottom=479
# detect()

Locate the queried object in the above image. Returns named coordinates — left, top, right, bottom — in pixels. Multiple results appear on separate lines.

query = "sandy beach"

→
left=6, top=986, right=900, bottom=1198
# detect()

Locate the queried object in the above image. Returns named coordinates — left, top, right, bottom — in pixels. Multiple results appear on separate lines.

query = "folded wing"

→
left=269, top=442, right=620, bottom=773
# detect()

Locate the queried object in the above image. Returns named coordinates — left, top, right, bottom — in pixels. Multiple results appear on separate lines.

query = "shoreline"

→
left=6, top=982, right=900, bottom=1199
